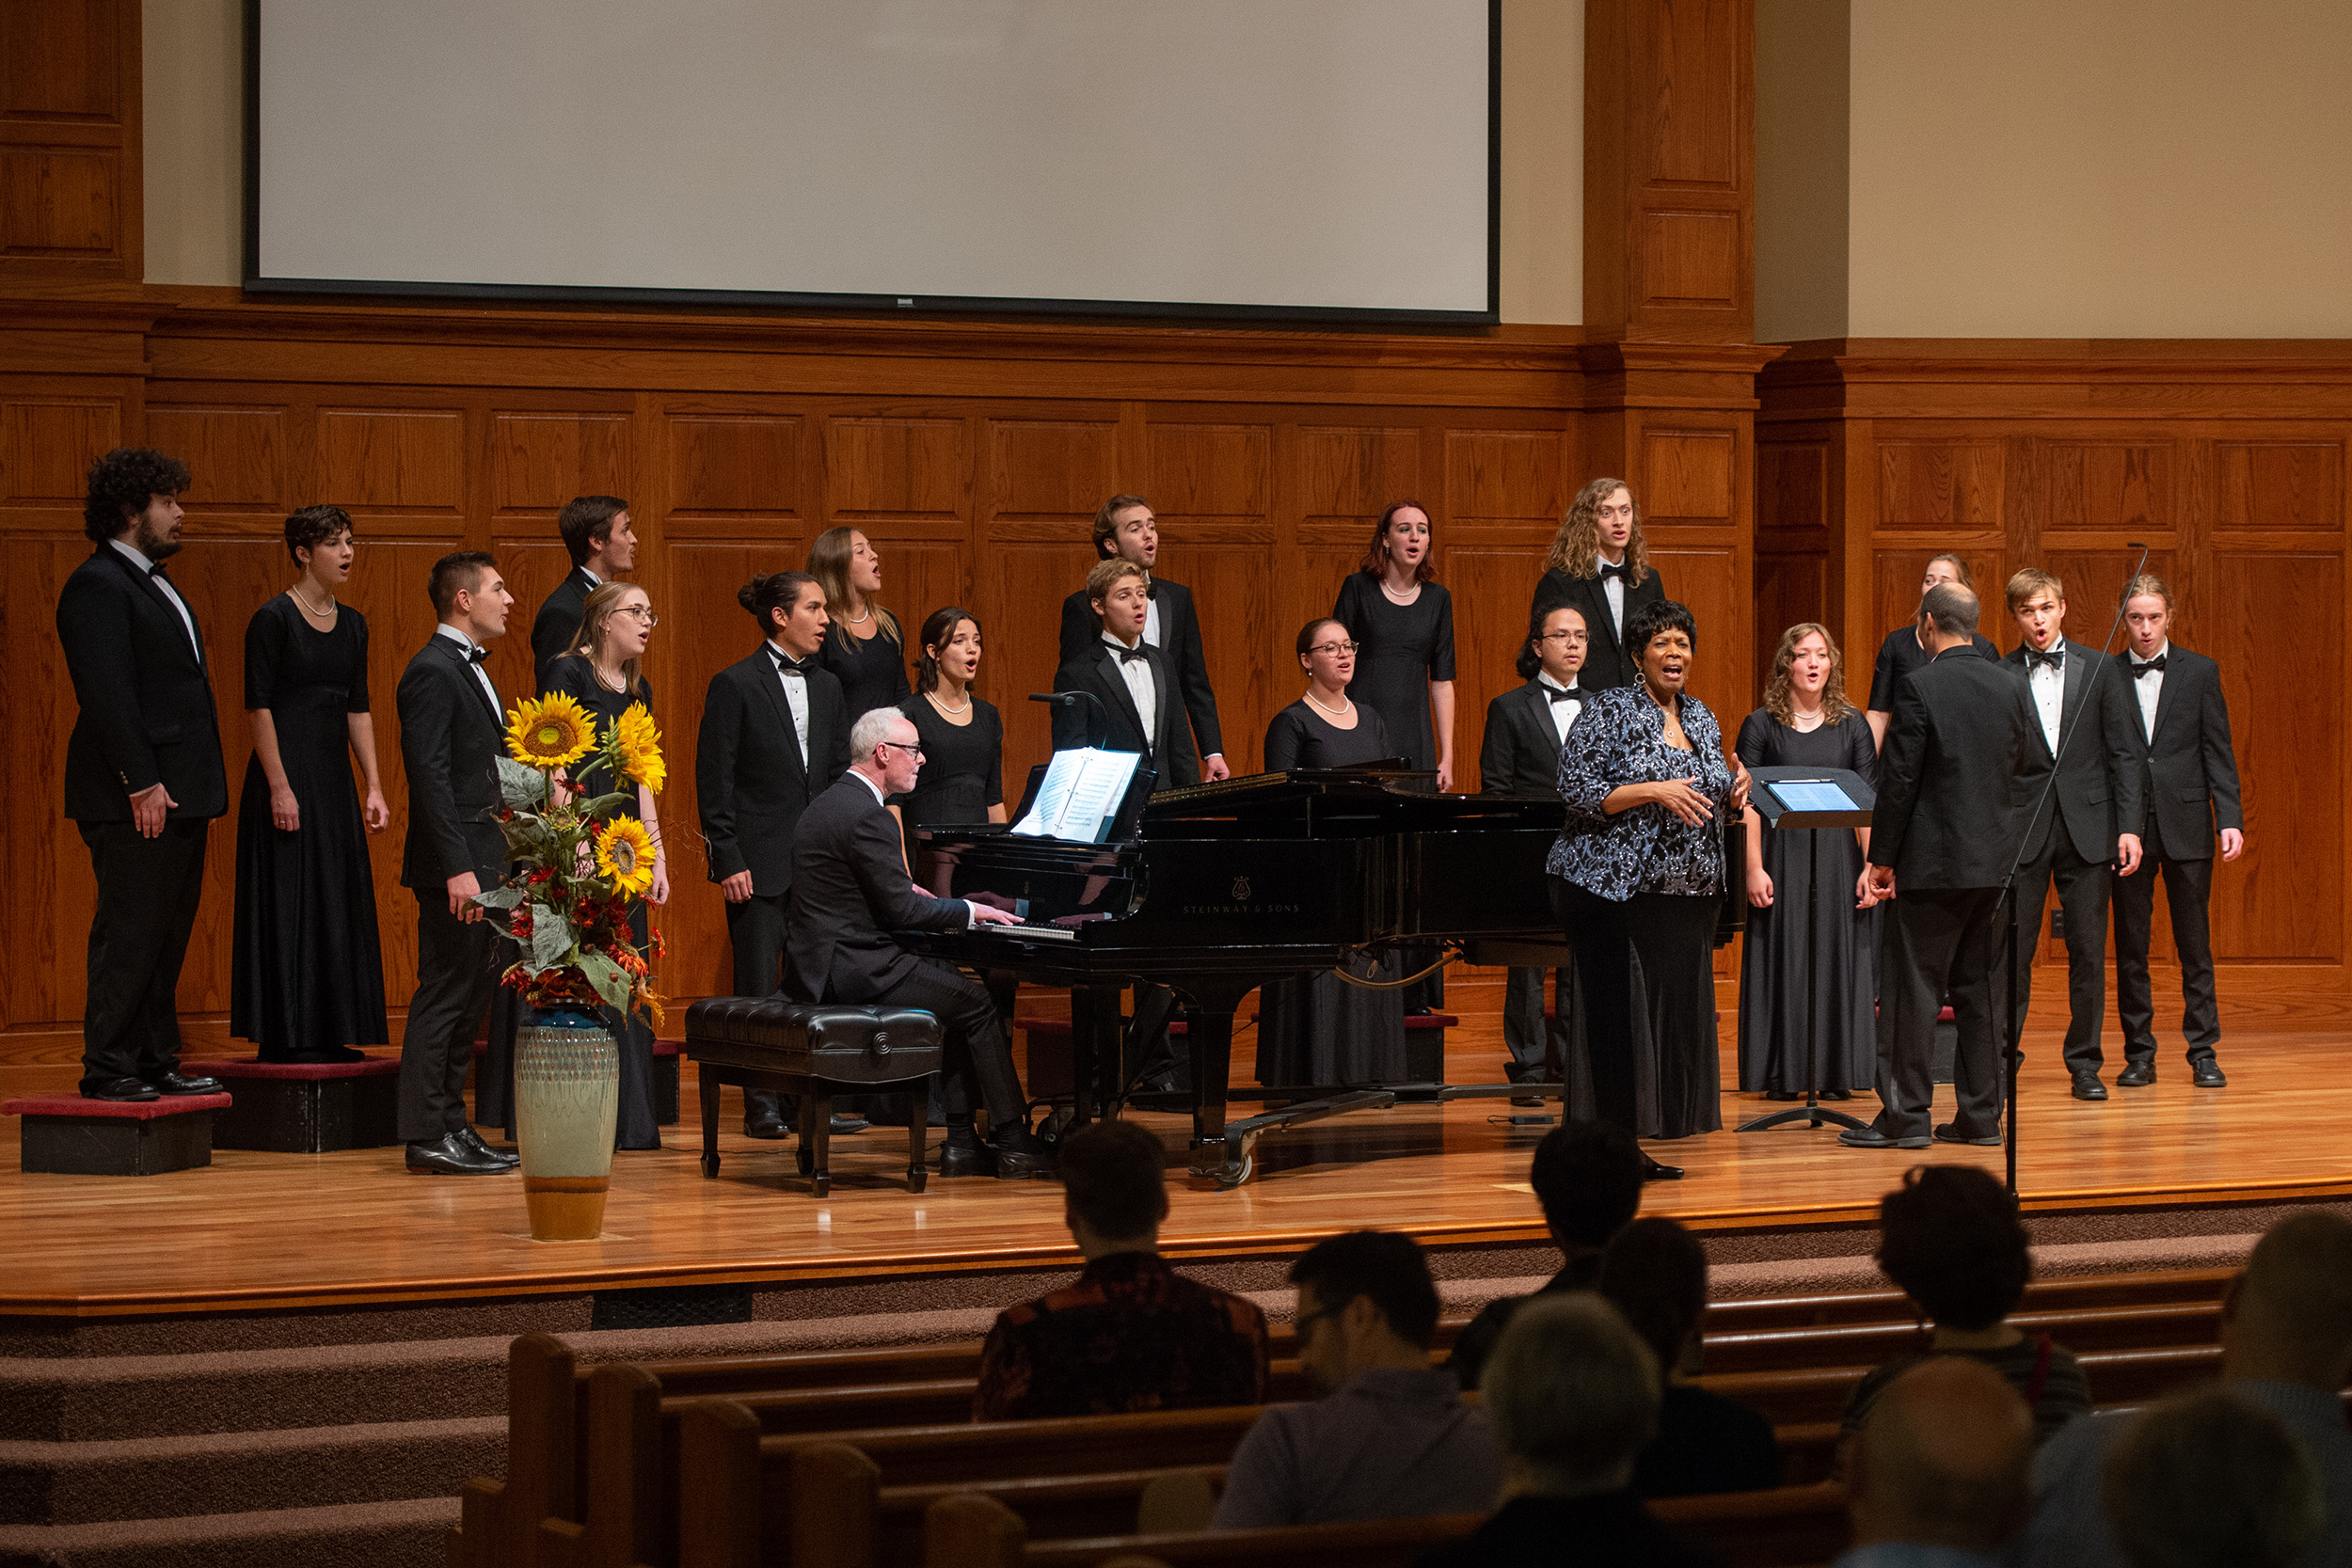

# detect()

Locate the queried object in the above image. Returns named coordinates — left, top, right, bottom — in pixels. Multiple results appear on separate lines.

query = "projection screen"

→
left=246, top=0, right=1497, bottom=322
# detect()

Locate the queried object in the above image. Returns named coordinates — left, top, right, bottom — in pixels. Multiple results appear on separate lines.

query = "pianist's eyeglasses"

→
left=1309, top=641, right=1359, bottom=656
left=879, top=741, right=925, bottom=759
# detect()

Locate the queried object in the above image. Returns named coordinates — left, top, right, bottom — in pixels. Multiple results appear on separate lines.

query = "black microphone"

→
left=1028, top=690, right=1110, bottom=750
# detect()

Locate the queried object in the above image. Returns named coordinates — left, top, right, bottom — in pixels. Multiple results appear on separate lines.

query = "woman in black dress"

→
left=537, top=580, right=670, bottom=1150
left=890, top=606, right=1006, bottom=851
left=1737, top=624, right=1879, bottom=1100
left=1865, top=553, right=1998, bottom=749
left=809, top=526, right=911, bottom=721
left=230, top=505, right=391, bottom=1064
left=1256, top=619, right=1407, bottom=1087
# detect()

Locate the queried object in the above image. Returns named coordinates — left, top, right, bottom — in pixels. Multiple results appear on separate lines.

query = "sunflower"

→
left=594, top=816, right=658, bottom=895
left=612, top=702, right=667, bottom=793
left=506, top=692, right=597, bottom=769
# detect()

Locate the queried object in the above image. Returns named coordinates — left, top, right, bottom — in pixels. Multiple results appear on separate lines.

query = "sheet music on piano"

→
left=1010, top=747, right=1144, bottom=843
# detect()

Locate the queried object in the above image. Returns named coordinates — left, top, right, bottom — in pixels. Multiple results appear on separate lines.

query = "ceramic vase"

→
left=513, top=1006, right=618, bottom=1241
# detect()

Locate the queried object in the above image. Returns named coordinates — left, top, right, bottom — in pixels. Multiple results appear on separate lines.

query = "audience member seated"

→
left=1831, top=1356, right=2034, bottom=1567
left=2101, top=1390, right=2326, bottom=1568
left=1839, top=1165, right=2091, bottom=1446
left=2015, top=1209, right=2352, bottom=1568
left=1598, top=1217, right=1782, bottom=1497
left=1416, top=1294, right=1724, bottom=1568
left=1213, top=1230, right=1502, bottom=1530
left=973, top=1118, right=1267, bottom=1421
left=1444, top=1120, right=1645, bottom=1391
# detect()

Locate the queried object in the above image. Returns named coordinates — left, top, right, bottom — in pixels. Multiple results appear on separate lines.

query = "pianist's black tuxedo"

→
left=2110, top=643, right=2243, bottom=1069
left=1050, top=637, right=1185, bottom=790
left=1058, top=577, right=1221, bottom=781
left=531, top=564, right=600, bottom=694
left=1530, top=562, right=1666, bottom=692
left=1480, top=677, right=1592, bottom=1086
left=57, top=543, right=229, bottom=1092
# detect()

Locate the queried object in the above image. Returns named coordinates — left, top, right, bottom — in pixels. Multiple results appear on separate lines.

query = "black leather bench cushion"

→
left=684, top=997, right=945, bottom=1084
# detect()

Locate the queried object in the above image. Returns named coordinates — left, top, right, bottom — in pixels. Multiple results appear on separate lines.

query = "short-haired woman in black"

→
left=1549, top=599, right=1748, bottom=1178
left=230, top=504, right=390, bottom=1064
left=889, top=606, right=1006, bottom=852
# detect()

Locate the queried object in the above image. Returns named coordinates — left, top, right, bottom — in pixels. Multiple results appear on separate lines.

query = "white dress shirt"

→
left=2129, top=641, right=2168, bottom=742
left=1142, top=580, right=1162, bottom=648
left=1598, top=551, right=1627, bottom=639
left=111, top=539, right=201, bottom=662
left=1536, top=673, right=1583, bottom=750
left=434, top=623, right=501, bottom=714
left=2026, top=637, right=2067, bottom=754
left=1103, top=632, right=1157, bottom=742
left=767, top=641, right=812, bottom=766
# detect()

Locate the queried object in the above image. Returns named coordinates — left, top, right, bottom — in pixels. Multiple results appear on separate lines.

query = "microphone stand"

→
left=1989, top=543, right=2148, bottom=1196
left=1029, top=689, right=1110, bottom=751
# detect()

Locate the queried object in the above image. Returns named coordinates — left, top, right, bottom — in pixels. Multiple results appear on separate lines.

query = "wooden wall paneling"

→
left=316, top=406, right=467, bottom=530
left=1645, top=546, right=1743, bottom=735
left=1146, top=422, right=1270, bottom=524
left=8, top=539, right=94, bottom=1029
left=2040, top=439, right=2174, bottom=535
left=867, top=538, right=969, bottom=694
left=1447, top=544, right=1552, bottom=793
left=988, top=418, right=1119, bottom=522
left=1870, top=544, right=2009, bottom=659
left=1445, top=429, right=1565, bottom=529
left=0, top=0, right=139, bottom=281
left=664, top=406, right=804, bottom=537
left=1877, top=439, right=2003, bottom=534
left=490, top=411, right=633, bottom=522
left=823, top=416, right=967, bottom=522
left=0, top=391, right=124, bottom=520
left=1297, top=426, right=1422, bottom=527
left=1151, top=539, right=1277, bottom=776
left=1145, top=418, right=1275, bottom=775
left=1751, top=552, right=1826, bottom=703
left=2216, top=439, right=2343, bottom=533
left=1754, top=436, right=1830, bottom=703
left=145, top=405, right=289, bottom=526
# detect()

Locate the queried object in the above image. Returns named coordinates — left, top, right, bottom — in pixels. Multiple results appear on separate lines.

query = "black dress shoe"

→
left=2115, top=1062, right=2156, bottom=1087
left=829, top=1114, right=871, bottom=1136
left=1509, top=1093, right=1545, bottom=1108
left=2192, top=1059, right=2228, bottom=1088
left=456, top=1127, right=519, bottom=1164
left=938, top=1139, right=995, bottom=1178
left=82, top=1077, right=159, bottom=1102
left=1762, top=1090, right=1801, bottom=1102
left=1934, top=1123, right=2004, bottom=1147
left=743, top=1104, right=791, bottom=1140
left=1819, top=1089, right=1852, bottom=1101
left=1839, top=1127, right=1931, bottom=1149
left=405, top=1132, right=515, bottom=1175
left=985, top=1128, right=1057, bottom=1180
left=1640, top=1154, right=1684, bottom=1180
left=152, top=1070, right=225, bottom=1096
left=2071, top=1073, right=2108, bottom=1101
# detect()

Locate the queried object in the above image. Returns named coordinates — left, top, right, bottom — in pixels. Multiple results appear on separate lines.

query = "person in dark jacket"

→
left=1056, top=494, right=1226, bottom=784
left=1598, top=1219, right=1780, bottom=1498
left=1530, top=477, right=1666, bottom=692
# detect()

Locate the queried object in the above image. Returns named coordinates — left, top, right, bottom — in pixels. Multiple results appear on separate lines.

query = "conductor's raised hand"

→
left=1650, top=778, right=1714, bottom=825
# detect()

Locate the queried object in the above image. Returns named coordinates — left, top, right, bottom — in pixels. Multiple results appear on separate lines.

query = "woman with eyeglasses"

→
left=1255, top=618, right=1406, bottom=1086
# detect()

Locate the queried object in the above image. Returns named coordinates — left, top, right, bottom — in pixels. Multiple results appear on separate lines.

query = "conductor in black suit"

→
left=2000, top=568, right=2144, bottom=1101
left=1844, top=583, right=2038, bottom=1151
left=783, top=708, right=1052, bottom=1178
left=1056, top=495, right=1224, bottom=785
left=395, top=551, right=521, bottom=1175
left=56, top=448, right=227, bottom=1102
left=697, top=570, right=854, bottom=1139
left=2111, top=576, right=2244, bottom=1089
left=1051, top=558, right=1184, bottom=786
left=1530, top=478, right=1666, bottom=691
left=1479, top=604, right=1592, bottom=1102
left=531, top=495, right=634, bottom=694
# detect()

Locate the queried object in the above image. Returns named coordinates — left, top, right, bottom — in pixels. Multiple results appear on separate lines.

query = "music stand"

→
left=1737, top=766, right=1877, bottom=1135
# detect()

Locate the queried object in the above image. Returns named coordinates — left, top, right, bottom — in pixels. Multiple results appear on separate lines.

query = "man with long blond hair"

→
left=1530, top=479, right=1665, bottom=691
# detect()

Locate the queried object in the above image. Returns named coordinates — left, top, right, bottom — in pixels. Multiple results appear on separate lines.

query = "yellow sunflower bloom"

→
left=594, top=816, right=659, bottom=895
left=612, top=702, right=667, bottom=793
left=506, top=692, right=597, bottom=769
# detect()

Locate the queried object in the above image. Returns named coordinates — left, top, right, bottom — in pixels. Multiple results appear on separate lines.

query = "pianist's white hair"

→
left=850, top=707, right=912, bottom=760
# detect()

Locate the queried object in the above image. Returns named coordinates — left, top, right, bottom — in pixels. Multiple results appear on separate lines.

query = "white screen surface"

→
left=252, top=0, right=1493, bottom=319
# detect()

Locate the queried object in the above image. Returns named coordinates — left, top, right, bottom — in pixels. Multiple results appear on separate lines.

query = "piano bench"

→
left=1017, top=1014, right=1188, bottom=1101
left=683, top=998, right=945, bottom=1196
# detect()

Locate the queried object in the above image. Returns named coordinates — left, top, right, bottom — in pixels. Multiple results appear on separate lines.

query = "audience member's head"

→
left=1289, top=1229, right=1441, bottom=1395
left=1846, top=1356, right=2033, bottom=1554
left=1875, top=1165, right=2030, bottom=1332
left=1482, top=1294, right=1660, bottom=1500
left=2102, top=1390, right=2324, bottom=1568
left=1598, top=1217, right=1708, bottom=1382
left=2222, top=1209, right=2352, bottom=1390
left=1530, top=1121, right=1645, bottom=1260
left=1057, top=1120, right=1168, bottom=1259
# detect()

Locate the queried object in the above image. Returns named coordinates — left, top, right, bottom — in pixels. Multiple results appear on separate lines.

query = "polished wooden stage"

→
left=4, top=998, right=2347, bottom=1319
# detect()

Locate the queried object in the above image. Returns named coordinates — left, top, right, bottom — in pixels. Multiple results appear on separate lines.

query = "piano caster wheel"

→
left=699, top=1153, right=720, bottom=1180
left=1185, top=1150, right=1254, bottom=1191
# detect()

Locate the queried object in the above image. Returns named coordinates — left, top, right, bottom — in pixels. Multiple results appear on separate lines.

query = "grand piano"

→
left=906, top=765, right=1742, bottom=1188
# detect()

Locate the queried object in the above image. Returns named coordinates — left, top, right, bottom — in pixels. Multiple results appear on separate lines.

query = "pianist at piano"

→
left=781, top=706, right=1054, bottom=1179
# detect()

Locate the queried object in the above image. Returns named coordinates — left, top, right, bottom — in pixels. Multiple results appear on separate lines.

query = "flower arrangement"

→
left=476, top=691, right=668, bottom=1026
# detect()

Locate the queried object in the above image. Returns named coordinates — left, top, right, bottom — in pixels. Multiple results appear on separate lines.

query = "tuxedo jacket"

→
left=397, top=633, right=511, bottom=890
left=782, top=775, right=974, bottom=1004
left=2002, top=641, right=2145, bottom=865
left=1529, top=563, right=1666, bottom=692
left=1869, top=645, right=2040, bottom=890
left=1058, top=577, right=1220, bottom=778
left=531, top=565, right=598, bottom=695
left=2109, top=644, right=2243, bottom=859
left=1050, top=638, right=1185, bottom=790
left=57, top=545, right=229, bottom=823
left=1479, top=679, right=1588, bottom=796
left=696, top=646, right=851, bottom=895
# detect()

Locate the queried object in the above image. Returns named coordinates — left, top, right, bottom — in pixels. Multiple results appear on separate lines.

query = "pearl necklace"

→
left=1379, top=577, right=1420, bottom=605
left=1789, top=708, right=1825, bottom=731
left=929, top=688, right=972, bottom=716
left=1304, top=688, right=1352, bottom=719
left=846, top=601, right=871, bottom=625
left=292, top=583, right=336, bottom=620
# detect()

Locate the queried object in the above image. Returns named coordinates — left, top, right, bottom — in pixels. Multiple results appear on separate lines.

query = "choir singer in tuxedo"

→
left=1844, top=583, right=2037, bottom=1152
left=2110, top=575, right=2243, bottom=1089
left=1051, top=558, right=1183, bottom=786
left=531, top=495, right=634, bottom=693
left=1057, top=494, right=1226, bottom=784
left=1530, top=478, right=1665, bottom=691
left=56, top=448, right=227, bottom=1102
left=784, top=709, right=1053, bottom=1179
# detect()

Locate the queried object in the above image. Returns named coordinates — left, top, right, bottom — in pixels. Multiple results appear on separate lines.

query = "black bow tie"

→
left=770, top=649, right=811, bottom=675
left=2132, top=655, right=2167, bottom=677
left=465, top=644, right=488, bottom=665
left=1545, top=685, right=1581, bottom=705
left=147, top=561, right=173, bottom=582
left=1110, top=644, right=1149, bottom=666
left=1597, top=560, right=1629, bottom=582
left=2026, top=647, right=2063, bottom=673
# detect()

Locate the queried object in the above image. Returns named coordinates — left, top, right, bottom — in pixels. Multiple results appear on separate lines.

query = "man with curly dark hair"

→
left=56, top=447, right=227, bottom=1101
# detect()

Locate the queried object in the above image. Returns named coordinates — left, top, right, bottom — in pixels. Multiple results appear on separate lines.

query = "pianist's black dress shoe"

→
left=456, top=1127, right=519, bottom=1165
left=1640, top=1154, right=1684, bottom=1180
left=2115, top=1062, right=2156, bottom=1087
left=1934, top=1123, right=2004, bottom=1147
left=405, top=1132, right=515, bottom=1175
left=2192, top=1059, right=2228, bottom=1088
left=2071, top=1073, right=2108, bottom=1101
left=153, top=1069, right=226, bottom=1095
left=744, top=1091, right=791, bottom=1140
left=938, top=1136, right=994, bottom=1178
left=986, top=1127, right=1057, bottom=1180
left=1839, top=1127, right=1931, bottom=1150
left=830, top=1114, right=871, bottom=1136
left=82, top=1077, right=159, bottom=1102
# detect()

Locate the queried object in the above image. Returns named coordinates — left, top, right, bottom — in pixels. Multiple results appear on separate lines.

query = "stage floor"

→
left=6, top=1011, right=2349, bottom=1318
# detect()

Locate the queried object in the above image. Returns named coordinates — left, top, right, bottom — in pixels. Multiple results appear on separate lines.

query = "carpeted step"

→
left=0, top=1417, right=499, bottom=1528
left=0, top=1496, right=455, bottom=1568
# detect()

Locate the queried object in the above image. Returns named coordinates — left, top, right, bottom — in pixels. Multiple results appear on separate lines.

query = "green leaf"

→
left=473, top=884, right=528, bottom=911
left=578, top=949, right=631, bottom=1012
left=497, top=756, right=549, bottom=809
left=576, top=791, right=632, bottom=818
left=527, top=903, right=575, bottom=973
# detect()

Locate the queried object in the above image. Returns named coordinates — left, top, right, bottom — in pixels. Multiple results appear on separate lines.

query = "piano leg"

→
left=1070, top=986, right=1122, bottom=1129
